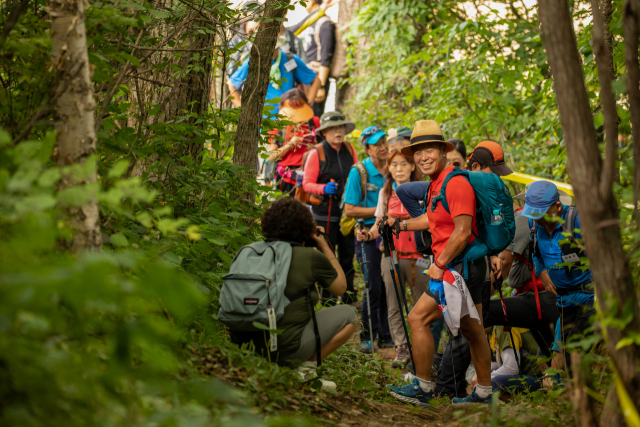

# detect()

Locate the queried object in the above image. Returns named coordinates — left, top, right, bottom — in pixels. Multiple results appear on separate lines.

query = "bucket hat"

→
left=316, top=111, right=356, bottom=134
left=521, top=181, right=563, bottom=219
left=279, top=99, right=313, bottom=123
left=361, top=126, right=387, bottom=146
left=514, top=181, right=572, bottom=206
left=467, top=141, right=513, bottom=176
left=401, top=120, right=453, bottom=156
left=387, top=126, right=413, bottom=139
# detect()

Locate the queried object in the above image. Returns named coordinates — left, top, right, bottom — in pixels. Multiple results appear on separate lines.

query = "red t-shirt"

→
left=426, top=165, right=478, bottom=262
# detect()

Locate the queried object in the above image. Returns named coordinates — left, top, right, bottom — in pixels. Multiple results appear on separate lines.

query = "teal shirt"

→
left=343, top=157, right=385, bottom=226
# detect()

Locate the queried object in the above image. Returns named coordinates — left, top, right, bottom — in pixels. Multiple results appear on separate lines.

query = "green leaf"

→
left=108, top=160, right=130, bottom=178
left=110, top=233, right=130, bottom=247
left=251, top=322, right=284, bottom=334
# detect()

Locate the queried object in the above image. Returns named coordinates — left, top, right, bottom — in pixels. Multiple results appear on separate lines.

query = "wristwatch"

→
left=402, top=220, right=407, bottom=231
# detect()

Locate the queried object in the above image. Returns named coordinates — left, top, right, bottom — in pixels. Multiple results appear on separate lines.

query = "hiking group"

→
left=218, top=0, right=596, bottom=408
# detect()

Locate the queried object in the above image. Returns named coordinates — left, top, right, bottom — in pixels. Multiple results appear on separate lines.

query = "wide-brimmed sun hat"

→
left=279, top=99, right=313, bottom=123
left=467, top=141, right=513, bottom=176
left=521, top=181, right=564, bottom=219
left=514, top=181, right=572, bottom=206
left=316, top=111, right=356, bottom=134
left=401, top=120, right=453, bottom=156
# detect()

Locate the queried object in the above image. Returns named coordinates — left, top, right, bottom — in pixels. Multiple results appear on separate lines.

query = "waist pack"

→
left=431, top=168, right=516, bottom=275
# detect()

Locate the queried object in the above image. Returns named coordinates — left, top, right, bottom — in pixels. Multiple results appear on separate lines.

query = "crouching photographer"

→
left=222, top=197, right=356, bottom=390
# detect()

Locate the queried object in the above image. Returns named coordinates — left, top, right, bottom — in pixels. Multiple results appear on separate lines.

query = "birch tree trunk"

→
left=537, top=0, right=640, bottom=414
left=232, top=0, right=290, bottom=170
left=50, top=0, right=102, bottom=251
left=334, top=0, right=364, bottom=112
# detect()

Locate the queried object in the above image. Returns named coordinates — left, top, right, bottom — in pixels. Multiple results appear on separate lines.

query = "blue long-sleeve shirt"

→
left=530, top=205, right=593, bottom=308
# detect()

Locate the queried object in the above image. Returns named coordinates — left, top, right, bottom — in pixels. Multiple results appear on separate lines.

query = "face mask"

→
left=275, top=35, right=287, bottom=49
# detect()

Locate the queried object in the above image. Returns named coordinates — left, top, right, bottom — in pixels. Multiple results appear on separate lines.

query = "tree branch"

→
left=591, top=0, right=619, bottom=198
left=0, top=0, right=30, bottom=47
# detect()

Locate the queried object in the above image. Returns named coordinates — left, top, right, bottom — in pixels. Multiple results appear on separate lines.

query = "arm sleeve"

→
left=312, top=249, right=339, bottom=289
left=293, top=55, right=317, bottom=85
left=511, top=214, right=531, bottom=256
left=302, top=149, right=326, bottom=195
left=445, top=177, right=476, bottom=218
left=343, top=167, right=363, bottom=206
left=395, top=181, right=430, bottom=219
left=319, top=21, right=336, bottom=68
left=228, top=59, right=250, bottom=90
left=374, top=188, right=386, bottom=218
left=492, top=348, right=521, bottom=378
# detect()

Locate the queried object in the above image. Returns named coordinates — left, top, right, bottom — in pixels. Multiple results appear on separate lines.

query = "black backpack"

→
left=529, top=205, right=585, bottom=277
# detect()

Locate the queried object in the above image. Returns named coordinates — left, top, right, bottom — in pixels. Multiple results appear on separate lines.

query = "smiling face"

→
left=413, top=142, right=447, bottom=176
left=364, top=136, right=389, bottom=161
left=388, top=153, right=415, bottom=185
left=323, top=125, right=346, bottom=145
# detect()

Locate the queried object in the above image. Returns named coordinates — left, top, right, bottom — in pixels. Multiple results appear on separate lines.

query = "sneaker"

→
left=387, top=378, right=432, bottom=408
left=359, top=340, right=373, bottom=354
left=391, top=346, right=410, bottom=368
left=295, top=361, right=337, bottom=391
left=377, top=338, right=395, bottom=349
left=451, top=387, right=492, bottom=404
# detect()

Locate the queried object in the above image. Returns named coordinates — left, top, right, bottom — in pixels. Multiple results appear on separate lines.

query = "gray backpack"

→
left=218, top=241, right=321, bottom=362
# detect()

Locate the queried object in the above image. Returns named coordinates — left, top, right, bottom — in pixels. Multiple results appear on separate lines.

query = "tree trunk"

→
left=624, top=0, right=640, bottom=220
left=601, top=386, right=625, bottom=427
left=50, top=0, right=102, bottom=252
left=537, top=0, right=640, bottom=410
left=334, top=0, right=365, bottom=112
left=232, top=0, right=290, bottom=170
left=569, top=353, right=600, bottom=427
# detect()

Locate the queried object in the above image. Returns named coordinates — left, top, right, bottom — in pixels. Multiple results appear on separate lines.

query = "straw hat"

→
left=279, top=99, right=313, bottom=123
left=401, top=120, right=453, bottom=156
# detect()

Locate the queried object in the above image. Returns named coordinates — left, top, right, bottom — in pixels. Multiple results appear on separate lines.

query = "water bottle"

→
left=491, top=206, right=503, bottom=225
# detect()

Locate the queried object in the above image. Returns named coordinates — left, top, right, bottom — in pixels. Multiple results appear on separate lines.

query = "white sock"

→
left=475, top=384, right=492, bottom=398
left=417, top=377, right=432, bottom=393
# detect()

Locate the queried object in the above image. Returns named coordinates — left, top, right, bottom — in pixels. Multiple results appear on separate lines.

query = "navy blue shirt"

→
left=531, top=205, right=593, bottom=308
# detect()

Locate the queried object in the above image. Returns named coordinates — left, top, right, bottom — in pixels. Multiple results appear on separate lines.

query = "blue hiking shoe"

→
left=377, top=338, right=394, bottom=349
left=359, top=340, right=373, bottom=354
left=452, top=387, right=492, bottom=404
left=387, top=378, right=432, bottom=408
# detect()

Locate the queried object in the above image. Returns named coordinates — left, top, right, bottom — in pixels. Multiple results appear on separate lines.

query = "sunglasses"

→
left=361, top=126, right=383, bottom=138
left=322, top=115, right=346, bottom=123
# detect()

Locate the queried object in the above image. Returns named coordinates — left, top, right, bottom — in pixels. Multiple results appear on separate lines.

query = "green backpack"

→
left=218, top=241, right=321, bottom=362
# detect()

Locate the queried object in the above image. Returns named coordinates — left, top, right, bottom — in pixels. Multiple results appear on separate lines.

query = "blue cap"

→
left=361, top=126, right=387, bottom=146
left=521, top=181, right=560, bottom=219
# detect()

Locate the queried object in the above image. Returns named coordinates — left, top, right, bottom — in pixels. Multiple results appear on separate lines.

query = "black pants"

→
left=355, top=238, right=391, bottom=342
left=487, top=291, right=559, bottom=357
left=312, top=79, right=330, bottom=118
left=320, top=224, right=356, bottom=305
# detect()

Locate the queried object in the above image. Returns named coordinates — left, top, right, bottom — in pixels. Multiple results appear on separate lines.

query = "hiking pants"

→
left=434, top=331, right=471, bottom=397
left=356, top=238, right=391, bottom=342
left=312, top=79, right=330, bottom=117
left=321, top=225, right=356, bottom=305
left=381, top=256, right=443, bottom=347
left=486, top=291, right=559, bottom=357
left=492, top=375, right=543, bottom=395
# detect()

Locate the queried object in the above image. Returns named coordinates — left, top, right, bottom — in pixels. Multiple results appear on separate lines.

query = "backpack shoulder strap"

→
left=430, top=167, right=467, bottom=213
left=354, top=161, right=368, bottom=206
left=566, top=205, right=578, bottom=236
left=316, top=143, right=325, bottom=162
left=313, top=16, right=331, bottom=62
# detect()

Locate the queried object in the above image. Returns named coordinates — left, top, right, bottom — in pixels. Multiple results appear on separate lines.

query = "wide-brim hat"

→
left=316, top=111, right=356, bottom=134
left=514, top=182, right=572, bottom=206
left=280, top=99, right=313, bottom=123
left=467, top=141, right=513, bottom=176
left=401, top=120, right=454, bottom=156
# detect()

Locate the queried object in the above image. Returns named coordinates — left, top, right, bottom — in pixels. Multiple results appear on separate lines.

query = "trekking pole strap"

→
left=307, top=288, right=322, bottom=367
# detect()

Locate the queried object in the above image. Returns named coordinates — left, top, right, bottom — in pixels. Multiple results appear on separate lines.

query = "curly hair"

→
left=261, top=197, right=317, bottom=244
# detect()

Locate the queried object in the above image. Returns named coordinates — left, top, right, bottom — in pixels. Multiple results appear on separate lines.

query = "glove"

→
left=323, top=181, right=338, bottom=195
left=429, top=279, right=446, bottom=306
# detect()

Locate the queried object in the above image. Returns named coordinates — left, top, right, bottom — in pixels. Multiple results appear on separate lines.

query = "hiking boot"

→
left=391, top=346, right=410, bottom=368
left=295, top=361, right=337, bottom=392
left=386, top=378, right=432, bottom=408
left=452, top=387, right=492, bottom=404
left=359, top=340, right=373, bottom=354
left=377, top=338, right=394, bottom=349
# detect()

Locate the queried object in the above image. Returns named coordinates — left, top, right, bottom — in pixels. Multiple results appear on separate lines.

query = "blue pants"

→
left=492, top=375, right=543, bottom=395
left=356, top=238, right=391, bottom=342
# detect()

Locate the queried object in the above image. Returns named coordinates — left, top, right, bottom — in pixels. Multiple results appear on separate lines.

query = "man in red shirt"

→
left=386, top=120, right=499, bottom=407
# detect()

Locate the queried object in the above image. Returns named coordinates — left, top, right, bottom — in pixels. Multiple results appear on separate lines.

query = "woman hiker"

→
left=356, top=135, right=444, bottom=367
left=267, top=89, right=317, bottom=195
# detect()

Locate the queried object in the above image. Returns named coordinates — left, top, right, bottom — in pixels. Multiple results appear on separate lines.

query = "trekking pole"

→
left=356, top=219, right=374, bottom=357
left=387, top=218, right=412, bottom=316
left=326, top=179, right=335, bottom=236
left=378, top=218, right=415, bottom=369
left=494, top=277, right=521, bottom=369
